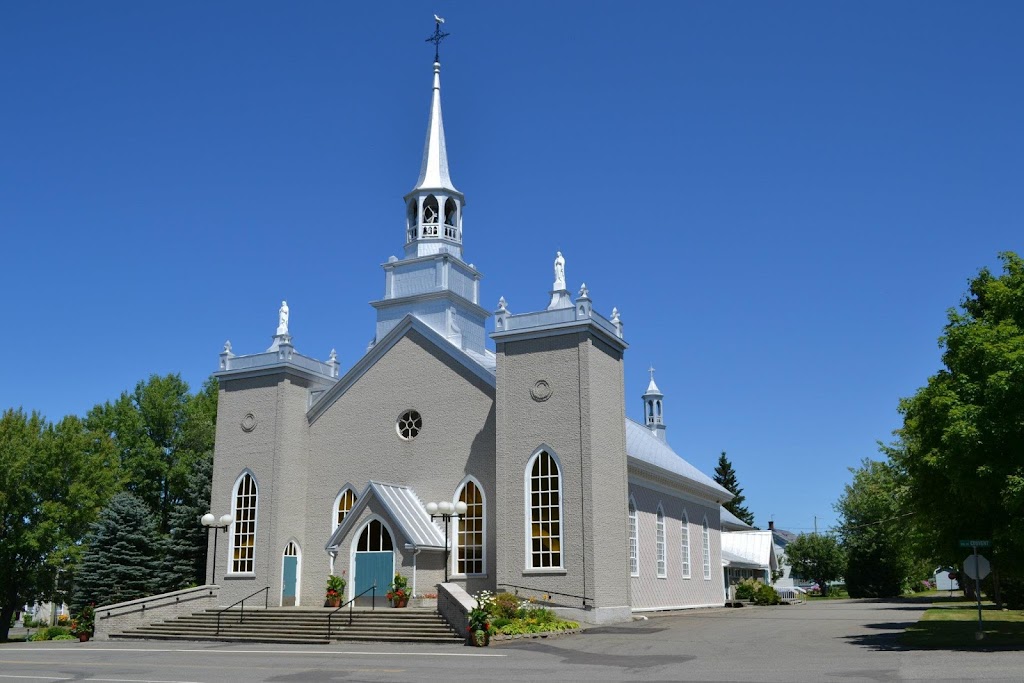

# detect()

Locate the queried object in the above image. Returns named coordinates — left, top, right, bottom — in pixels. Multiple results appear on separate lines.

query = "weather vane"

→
left=426, top=15, right=449, bottom=63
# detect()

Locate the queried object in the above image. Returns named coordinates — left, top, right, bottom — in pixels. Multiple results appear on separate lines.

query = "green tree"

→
left=86, top=374, right=218, bottom=587
left=714, top=451, right=755, bottom=526
left=886, top=252, right=1024, bottom=578
left=72, top=492, right=171, bottom=610
left=785, top=533, right=846, bottom=596
left=836, top=459, right=922, bottom=598
left=0, top=410, right=119, bottom=641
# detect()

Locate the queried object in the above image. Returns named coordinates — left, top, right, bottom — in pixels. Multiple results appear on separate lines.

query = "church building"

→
left=207, top=46, right=733, bottom=624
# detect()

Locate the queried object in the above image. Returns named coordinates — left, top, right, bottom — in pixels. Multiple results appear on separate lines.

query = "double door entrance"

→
left=353, top=519, right=395, bottom=605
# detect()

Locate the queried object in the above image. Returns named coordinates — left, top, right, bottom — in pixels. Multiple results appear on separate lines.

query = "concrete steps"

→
left=111, top=607, right=465, bottom=644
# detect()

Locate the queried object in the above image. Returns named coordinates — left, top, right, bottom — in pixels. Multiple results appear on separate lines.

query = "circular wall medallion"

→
left=240, top=412, right=257, bottom=432
left=530, top=380, right=552, bottom=402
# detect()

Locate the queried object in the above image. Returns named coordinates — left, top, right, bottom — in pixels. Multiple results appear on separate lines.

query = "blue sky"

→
left=2, top=2, right=1021, bottom=535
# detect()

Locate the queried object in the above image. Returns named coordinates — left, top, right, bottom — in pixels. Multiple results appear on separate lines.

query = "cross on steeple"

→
left=426, top=16, right=450, bottom=63
left=648, top=365, right=656, bottom=381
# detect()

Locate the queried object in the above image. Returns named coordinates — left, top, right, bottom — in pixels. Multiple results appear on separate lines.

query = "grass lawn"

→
left=805, top=587, right=850, bottom=600
left=902, top=603, right=1024, bottom=649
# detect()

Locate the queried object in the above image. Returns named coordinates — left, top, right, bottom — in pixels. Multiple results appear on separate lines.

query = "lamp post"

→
left=426, top=500, right=467, bottom=583
left=201, top=512, right=234, bottom=585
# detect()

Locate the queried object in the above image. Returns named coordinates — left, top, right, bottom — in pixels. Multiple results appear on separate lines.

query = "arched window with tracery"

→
left=526, top=449, right=562, bottom=569
left=628, top=497, right=638, bottom=577
left=456, top=479, right=485, bottom=575
left=357, top=519, right=394, bottom=552
left=334, top=488, right=357, bottom=532
left=230, top=472, right=258, bottom=573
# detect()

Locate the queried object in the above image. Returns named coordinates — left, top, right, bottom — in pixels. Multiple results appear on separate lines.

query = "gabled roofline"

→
left=307, top=314, right=495, bottom=425
left=324, top=480, right=446, bottom=553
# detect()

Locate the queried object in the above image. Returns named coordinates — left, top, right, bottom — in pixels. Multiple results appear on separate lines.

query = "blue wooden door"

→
left=282, top=555, right=298, bottom=606
left=354, top=552, right=393, bottom=603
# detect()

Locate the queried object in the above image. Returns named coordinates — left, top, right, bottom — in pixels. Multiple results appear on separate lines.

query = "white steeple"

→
left=403, top=60, right=465, bottom=259
left=370, top=41, right=489, bottom=355
left=642, top=366, right=667, bottom=441
left=411, top=62, right=459, bottom=195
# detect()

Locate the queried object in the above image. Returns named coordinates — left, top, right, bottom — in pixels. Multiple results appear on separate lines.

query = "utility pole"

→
left=814, top=516, right=818, bottom=535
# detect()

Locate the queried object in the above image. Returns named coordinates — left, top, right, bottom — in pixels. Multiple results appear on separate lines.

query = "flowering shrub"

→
left=326, top=573, right=346, bottom=602
left=386, top=572, right=409, bottom=603
left=467, top=590, right=494, bottom=633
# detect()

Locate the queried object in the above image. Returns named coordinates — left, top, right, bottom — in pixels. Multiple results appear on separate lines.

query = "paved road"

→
left=1, top=600, right=1020, bottom=682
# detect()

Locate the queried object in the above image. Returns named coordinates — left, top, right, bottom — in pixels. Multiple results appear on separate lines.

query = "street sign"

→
left=963, top=554, right=991, bottom=581
left=959, top=540, right=991, bottom=548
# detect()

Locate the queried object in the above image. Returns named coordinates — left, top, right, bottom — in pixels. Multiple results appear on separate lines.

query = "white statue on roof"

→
left=277, top=300, right=289, bottom=336
left=553, top=251, right=566, bottom=290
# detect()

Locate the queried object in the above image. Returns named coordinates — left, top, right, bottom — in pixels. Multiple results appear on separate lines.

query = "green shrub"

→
left=29, top=626, right=73, bottom=641
left=753, top=583, right=781, bottom=605
left=51, top=634, right=76, bottom=641
left=494, top=618, right=579, bottom=635
left=491, top=592, right=522, bottom=620
left=734, top=578, right=762, bottom=601
left=1000, top=575, right=1024, bottom=610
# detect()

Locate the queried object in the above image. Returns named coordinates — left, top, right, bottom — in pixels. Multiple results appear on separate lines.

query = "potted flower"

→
left=73, top=604, right=95, bottom=642
left=466, top=591, right=494, bottom=646
left=325, top=573, right=346, bottom=608
left=386, top=572, right=409, bottom=608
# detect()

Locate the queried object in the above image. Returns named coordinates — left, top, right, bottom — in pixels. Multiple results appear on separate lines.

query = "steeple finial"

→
left=410, top=22, right=459, bottom=196
left=426, top=15, right=449, bottom=63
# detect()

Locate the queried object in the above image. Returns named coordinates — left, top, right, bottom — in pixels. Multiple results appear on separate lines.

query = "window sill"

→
left=449, top=574, right=488, bottom=580
left=523, top=568, right=567, bottom=576
left=225, top=573, right=256, bottom=580
left=657, top=574, right=667, bottom=579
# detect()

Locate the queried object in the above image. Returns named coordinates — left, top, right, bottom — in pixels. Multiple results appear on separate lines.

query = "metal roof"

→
left=625, top=419, right=733, bottom=498
left=324, top=481, right=446, bottom=552
left=721, top=506, right=754, bottom=530
left=721, top=531, right=779, bottom=571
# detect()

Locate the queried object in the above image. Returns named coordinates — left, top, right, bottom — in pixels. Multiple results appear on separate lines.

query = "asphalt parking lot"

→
left=2, top=600, right=1021, bottom=682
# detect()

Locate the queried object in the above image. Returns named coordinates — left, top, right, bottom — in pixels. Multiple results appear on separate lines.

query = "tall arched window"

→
left=702, top=516, right=711, bottom=580
left=526, top=449, right=562, bottom=569
left=628, top=497, right=639, bottom=577
left=334, top=488, right=357, bottom=531
left=681, top=510, right=691, bottom=578
left=456, top=479, right=485, bottom=575
left=230, top=472, right=258, bottom=573
left=656, top=505, right=667, bottom=578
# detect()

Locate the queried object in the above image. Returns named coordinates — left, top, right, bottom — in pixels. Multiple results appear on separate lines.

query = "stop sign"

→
left=963, top=554, right=991, bottom=581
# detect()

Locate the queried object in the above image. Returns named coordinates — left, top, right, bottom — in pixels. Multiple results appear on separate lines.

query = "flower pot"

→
left=78, top=633, right=90, bottom=642
left=470, top=629, right=489, bottom=647
left=392, top=597, right=408, bottom=608
left=326, top=597, right=341, bottom=608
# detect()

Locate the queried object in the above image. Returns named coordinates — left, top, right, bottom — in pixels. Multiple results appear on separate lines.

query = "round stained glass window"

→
left=397, top=410, right=422, bottom=440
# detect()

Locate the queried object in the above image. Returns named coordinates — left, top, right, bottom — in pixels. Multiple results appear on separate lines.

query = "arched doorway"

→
left=281, top=541, right=300, bottom=606
left=353, top=519, right=394, bottom=605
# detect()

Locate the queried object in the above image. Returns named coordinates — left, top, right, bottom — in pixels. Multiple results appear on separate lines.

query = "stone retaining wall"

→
left=94, top=586, right=221, bottom=640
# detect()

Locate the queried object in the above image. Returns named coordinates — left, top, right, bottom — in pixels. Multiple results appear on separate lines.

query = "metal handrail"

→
left=215, top=586, right=269, bottom=635
left=327, top=584, right=376, bottom=639
left=497, top=583, right=591, bottom=608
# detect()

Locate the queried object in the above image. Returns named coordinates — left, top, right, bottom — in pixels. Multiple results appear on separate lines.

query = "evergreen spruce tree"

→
left=72, top=492, right=168, bottom=609
left=167, top=451, right=213, bottom=587
left=714, top=451, right=755, bottom=526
